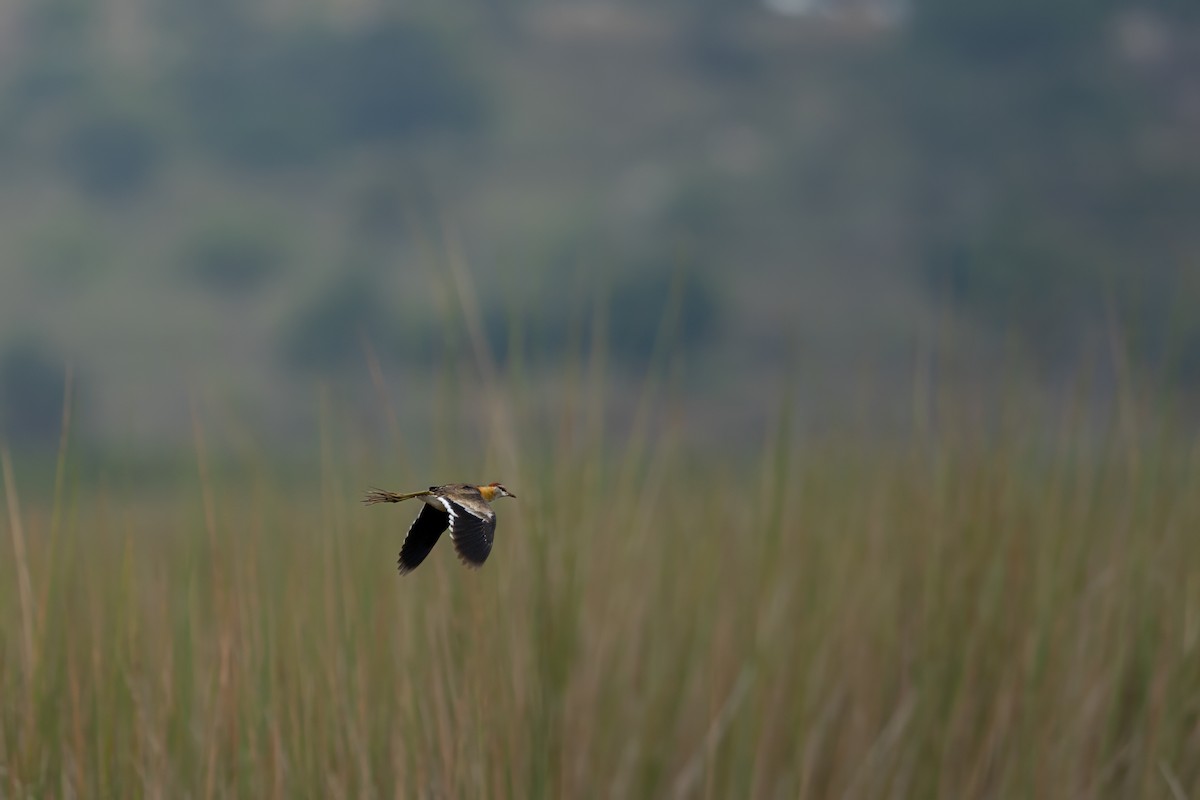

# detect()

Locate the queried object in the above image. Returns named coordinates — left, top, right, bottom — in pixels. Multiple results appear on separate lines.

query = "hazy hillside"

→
left=0, top=0, right=1196, bottom=451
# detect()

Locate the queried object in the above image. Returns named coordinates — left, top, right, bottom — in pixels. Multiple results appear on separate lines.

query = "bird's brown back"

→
left=432, top=484, right=484, bottom=501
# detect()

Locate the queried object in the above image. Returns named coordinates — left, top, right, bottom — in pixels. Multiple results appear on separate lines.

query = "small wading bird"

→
left=363, top=482, right=516, bottom=574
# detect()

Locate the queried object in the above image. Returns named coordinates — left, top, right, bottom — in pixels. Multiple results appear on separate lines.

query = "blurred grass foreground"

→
left=1, top=335, right=1199, bottom=799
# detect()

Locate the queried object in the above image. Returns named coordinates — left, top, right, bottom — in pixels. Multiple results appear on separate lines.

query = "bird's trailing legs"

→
left=363, top=488, right=433, bottom=505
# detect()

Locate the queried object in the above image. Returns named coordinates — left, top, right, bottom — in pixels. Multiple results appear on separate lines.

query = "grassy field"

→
left=1, top=363, right=1199, bottom=799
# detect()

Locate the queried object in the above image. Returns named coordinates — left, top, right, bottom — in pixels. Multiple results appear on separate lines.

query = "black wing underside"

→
left=443, top=499, right=496, bottom=568
left=398, top=503, right=450, bottom=574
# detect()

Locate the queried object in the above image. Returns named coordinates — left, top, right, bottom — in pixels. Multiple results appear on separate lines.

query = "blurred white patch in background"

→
left=763, top=0, right=823, bottom=16
left=763, top=0, right=907, bottom=26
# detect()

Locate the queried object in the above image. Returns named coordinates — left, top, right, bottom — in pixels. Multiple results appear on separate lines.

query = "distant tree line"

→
left=900, top=0, right=1200, bottom=385
left=1, top=2, right=488, bottom=194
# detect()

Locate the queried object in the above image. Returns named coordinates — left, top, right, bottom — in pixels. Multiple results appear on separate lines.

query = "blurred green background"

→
left=0, top=0, right=1197, bottom=453
left=3, top=5, right=1200, bottom=796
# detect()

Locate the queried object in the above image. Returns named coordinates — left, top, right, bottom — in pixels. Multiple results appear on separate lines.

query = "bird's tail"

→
left=363, top=488, right=432, bottom=505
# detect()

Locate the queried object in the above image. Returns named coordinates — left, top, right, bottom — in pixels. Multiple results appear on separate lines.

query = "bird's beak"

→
left=507, top=491, right=516, bottom=499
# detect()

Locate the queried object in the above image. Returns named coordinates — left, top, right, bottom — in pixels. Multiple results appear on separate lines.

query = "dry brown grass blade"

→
left=2, top=445, right=35, bottom=683
left=437, top=216, right=520, bottom=478
left=670, top=667, right=755, bottom=800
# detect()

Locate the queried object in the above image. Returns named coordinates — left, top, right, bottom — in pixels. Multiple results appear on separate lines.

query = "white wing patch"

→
left=436, top=496, right=460, bottom=538
left=437, top=496, right=493, bottom=533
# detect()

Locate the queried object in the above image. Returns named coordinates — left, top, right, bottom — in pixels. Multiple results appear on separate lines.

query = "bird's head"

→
left=480, top=482, right=515, bottom=501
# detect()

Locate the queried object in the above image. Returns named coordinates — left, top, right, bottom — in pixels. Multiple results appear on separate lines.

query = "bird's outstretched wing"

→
left=398, top=503, right=450, bottom=574
left=440, top=498, right=496, bottom=568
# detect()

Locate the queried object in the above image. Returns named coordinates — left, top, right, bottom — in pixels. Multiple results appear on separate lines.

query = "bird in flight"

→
left=363, top=482, right=516, bottom=574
